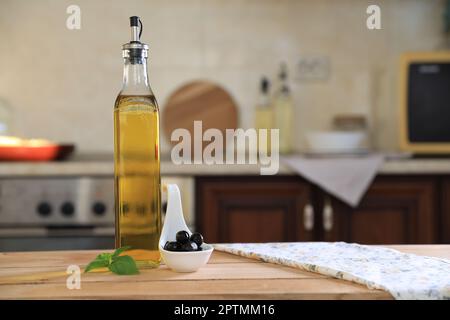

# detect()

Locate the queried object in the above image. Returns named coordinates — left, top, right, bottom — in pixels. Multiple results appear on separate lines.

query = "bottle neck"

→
left=277, top=77, right=290, bottom=97
left=258, top=91, right=270, bottom=108
left=121, top=57, right=151, bottom=94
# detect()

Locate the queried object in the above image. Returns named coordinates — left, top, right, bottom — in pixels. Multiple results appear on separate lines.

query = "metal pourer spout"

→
left=130, top=16, right=142, bottom=42
left=123, top=16, right=148, bottom=61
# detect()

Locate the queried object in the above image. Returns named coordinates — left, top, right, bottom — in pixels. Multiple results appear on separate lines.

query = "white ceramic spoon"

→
left=159, top=184, right=213, bottom=272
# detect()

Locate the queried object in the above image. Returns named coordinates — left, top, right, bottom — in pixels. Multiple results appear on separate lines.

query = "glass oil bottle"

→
left=254, top=77, right=272, bottom=154
left=273, top=63, right=294, bottom=154
left=114, top=16, right=161, bottom=267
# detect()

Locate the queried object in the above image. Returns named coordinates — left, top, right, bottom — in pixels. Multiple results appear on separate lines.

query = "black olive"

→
left=164, top=241, right=180, bottom=251
left=180, top=241, right=198, bottom=252
left=176, top=230, right=190, bottom=244
left=190, top=232, right=204, bottom=247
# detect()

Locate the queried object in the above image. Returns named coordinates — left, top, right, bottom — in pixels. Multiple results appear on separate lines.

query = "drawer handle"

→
left=323, top=200, right=333, bottom=232
left=303, top=204, right=314, bottom=231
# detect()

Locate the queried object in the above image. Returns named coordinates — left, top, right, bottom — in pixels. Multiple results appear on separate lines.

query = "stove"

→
left=0, top=158, right=195, bottom=252
left=0, top=177, right=114, bottom=227
left=0, top=176, right=115, bottom=251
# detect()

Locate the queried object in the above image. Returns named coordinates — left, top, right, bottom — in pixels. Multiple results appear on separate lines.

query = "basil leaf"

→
left=84, top=259, right=110, bottom=273
left=109, top=255, right=139, bottom=275
left=84, top=247, right=139, bottom=275
left=97, top=252, right=113, bottom=261
left=112, top=246, right=132, bottom=258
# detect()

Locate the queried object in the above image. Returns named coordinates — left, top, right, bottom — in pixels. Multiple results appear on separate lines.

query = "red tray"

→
left=0, top=144, right=75, bottom=162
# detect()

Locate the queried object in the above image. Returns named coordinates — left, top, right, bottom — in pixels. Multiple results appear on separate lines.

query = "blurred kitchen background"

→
left=0, top=0, right=449, bottom=251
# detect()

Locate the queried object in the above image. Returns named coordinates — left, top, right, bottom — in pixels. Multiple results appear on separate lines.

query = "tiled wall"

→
left=0, top=0, right=445, bottom=153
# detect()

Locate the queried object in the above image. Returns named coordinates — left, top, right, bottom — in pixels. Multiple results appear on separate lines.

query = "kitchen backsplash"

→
left=0, top=0, right=445, bottom=153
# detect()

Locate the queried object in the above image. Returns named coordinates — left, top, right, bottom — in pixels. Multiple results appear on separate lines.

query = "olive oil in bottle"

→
left=114, top=16, right=161, bottom=267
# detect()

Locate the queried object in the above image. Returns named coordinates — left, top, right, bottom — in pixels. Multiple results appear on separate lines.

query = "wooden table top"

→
left=0, top=245, right=449, bottom=300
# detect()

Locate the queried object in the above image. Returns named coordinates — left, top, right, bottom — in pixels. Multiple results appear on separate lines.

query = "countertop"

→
left=0, top=245, right=449, bottom=299
left=1, top=157, right=450, bottom=176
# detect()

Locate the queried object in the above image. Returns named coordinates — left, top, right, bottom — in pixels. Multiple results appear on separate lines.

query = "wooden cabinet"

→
left=195, top=175, right=442, bottom=244
left=441, top=178, right=450, bottom=243
left=321, top=177, right=437, bottom=244
left=196, top=176, right=314, bottom=243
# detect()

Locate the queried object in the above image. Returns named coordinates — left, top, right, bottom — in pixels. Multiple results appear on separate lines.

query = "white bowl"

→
left=306, top=131, right=364, bottom=153
left=160, top=243, right=213, bottom=273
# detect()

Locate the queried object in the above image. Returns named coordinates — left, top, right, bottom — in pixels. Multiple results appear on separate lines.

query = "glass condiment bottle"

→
left=114, top=16, right=161, bottom=267
left=273, top=63, right=294, bottom=154
left=254, top=77, right=272, bottom=154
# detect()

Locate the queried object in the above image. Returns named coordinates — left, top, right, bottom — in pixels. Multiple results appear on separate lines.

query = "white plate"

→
left=302, top=148, right=370, bottom=158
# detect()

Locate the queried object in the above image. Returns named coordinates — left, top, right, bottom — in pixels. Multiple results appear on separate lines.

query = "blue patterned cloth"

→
left=214, top=242, right=450, bottom=300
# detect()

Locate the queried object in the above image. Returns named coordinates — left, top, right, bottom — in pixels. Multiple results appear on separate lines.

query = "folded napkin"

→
left=214, top=242, right=450, bottom=300
left=281, top=154, right=384, bottom=207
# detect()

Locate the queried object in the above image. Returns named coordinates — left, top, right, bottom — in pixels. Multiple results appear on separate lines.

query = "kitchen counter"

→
left=0, top=245, right=448, bottom=299
left=1, top=157, right=450, bottom=177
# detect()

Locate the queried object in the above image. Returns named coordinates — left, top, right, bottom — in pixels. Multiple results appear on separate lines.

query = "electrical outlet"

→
left=295, top=56, right=330, bottom=82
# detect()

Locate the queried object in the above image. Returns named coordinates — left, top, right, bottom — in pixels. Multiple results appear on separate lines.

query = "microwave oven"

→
left=399, top=51, right=450, bottom=154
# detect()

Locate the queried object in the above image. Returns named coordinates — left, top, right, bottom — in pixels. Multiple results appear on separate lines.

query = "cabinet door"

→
left=321, top=177, right=437, bottom=244
left=441, top=178, right=450, bottom=243
left=196, top=176, right=314, bottom=243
